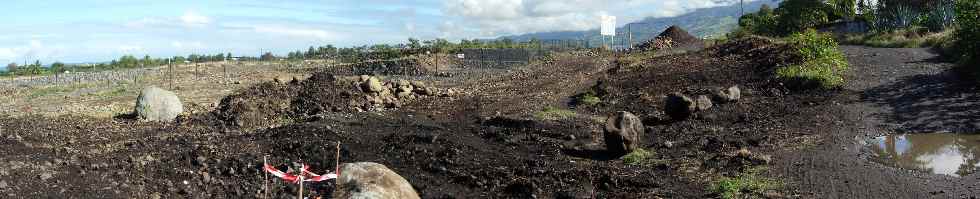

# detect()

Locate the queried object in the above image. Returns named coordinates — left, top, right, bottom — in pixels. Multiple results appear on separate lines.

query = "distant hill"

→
left=500, top=0, right=782, bottom=46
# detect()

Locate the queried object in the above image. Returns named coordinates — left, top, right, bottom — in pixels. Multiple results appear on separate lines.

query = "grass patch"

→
left=614, top=51, right=661, bottom=70
left=777, top=29, right=849, bottom=89
left=533, top=106, right=577, bottom=121
left=26, top=83, right=93, bottom=99
left=92, top=87, right=129, bottom=98
left=572, top=92, right=602, bottom=106
left=843, top=29, right=952, bottom=48
left=712, top=167, right=782, bottom=199
left=622, top=148, right=654, bottom=166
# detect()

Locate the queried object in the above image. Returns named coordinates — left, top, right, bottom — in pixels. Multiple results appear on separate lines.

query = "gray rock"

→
left=714, top=86, right=741, bottom=102
left=134, top=86, right=183, bottom=122
left=604, top=111, right=644, bottom=155
left=362, top=76, right=384, bottom=93
left=696, top=95, right=713, bottom=111
left=334, top=162, right=420, bottom=199
left=39, top=172, right=53, bottom=181
left=410, top=81, right=426, bottom=90
left=0, top=180, right=7, bottom=189
left=664, top=93, right=695, bottom=120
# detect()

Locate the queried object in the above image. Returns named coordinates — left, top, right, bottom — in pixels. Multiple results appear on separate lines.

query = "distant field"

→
left=0, top=61, right=317, bottom=118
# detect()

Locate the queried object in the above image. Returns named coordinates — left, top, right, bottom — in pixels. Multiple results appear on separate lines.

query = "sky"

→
left=0, top=0, right=741, bottom=64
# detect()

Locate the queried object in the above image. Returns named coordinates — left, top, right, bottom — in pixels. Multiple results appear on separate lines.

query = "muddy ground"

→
left=0, top=38, right=977, bottom=198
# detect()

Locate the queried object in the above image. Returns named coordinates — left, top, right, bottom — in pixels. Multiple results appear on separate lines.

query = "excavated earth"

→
left=0, top=38, right=976, bottom=198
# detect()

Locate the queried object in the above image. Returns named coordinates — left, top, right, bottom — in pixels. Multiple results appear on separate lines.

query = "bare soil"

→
left=0, top=41, right=975, bottom=199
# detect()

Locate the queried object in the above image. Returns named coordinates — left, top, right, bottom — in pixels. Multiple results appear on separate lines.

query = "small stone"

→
left=39, top=172, right=53, bottom=181
left=149, top=192, right=162, bottom=199
left=362, top=77, right=385, bottom=93
left=696, top=95, right=713, bottom=111
left=714, top=86, right=741, bottom=102
left=202, top=172, right=211, bottom=183
left=396, top=91, right=413, bottom=98
left=0, top=180, right=8, bottom=189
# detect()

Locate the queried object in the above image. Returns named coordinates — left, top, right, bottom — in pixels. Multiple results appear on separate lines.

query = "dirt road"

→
left=774, top=46, right=980, bottom=198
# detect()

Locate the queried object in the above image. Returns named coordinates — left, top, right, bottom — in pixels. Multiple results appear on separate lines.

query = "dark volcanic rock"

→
left=664, top=93, right=696, bottom=120
left=604, top=111, right=645, bottom=155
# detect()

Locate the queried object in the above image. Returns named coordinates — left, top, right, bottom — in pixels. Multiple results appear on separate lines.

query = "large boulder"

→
left=134, top=86, right=183, bottom=122
left=664, top=93, right=696, bottom=120
left=604, top=111, right=645, bottom=155
left=334, top=162, right=420, bottom=199
left=714, top=86, right=741, bottom=102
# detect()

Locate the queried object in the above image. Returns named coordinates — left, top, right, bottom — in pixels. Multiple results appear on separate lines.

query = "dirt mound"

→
left=635, top=26, right=704, bottom=51
left=710, top=36, right=801, bottom=74
left=215, top=72, right=445, bottom=129
left=657, top=26, right=701, bottom=45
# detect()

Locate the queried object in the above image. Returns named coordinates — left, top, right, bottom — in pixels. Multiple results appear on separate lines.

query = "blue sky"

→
left=0, top=0, right=739, bottom=64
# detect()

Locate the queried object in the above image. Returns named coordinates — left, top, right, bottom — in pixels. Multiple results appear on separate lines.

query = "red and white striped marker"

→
left=263, top=163, right=338, bottom=184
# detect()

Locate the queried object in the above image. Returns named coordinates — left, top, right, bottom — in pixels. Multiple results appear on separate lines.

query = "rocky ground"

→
left=0, top=38, right=976, bottom=198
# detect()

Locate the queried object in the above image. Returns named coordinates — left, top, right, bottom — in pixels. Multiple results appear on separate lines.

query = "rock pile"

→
left=357, top=75, right=440, bottom=110
left=217, top=73, right=447, bottom=129
left=663, top=85, right=742, bottom=120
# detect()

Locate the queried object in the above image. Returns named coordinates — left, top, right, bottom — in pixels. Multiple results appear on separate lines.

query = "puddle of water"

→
left=868, top=133, right=980, bottom=177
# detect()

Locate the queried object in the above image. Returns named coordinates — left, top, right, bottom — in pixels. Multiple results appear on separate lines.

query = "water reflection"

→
left=868, top=133, right=980, bottom=177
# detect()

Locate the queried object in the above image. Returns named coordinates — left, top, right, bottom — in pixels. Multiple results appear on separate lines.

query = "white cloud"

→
left=0, top=40, right=60, bottom=63
left=124, top=11, right=212, bottom=29
left=180, top=11, right=212, bottom=27
left=442, top=0, right=734, bottom=37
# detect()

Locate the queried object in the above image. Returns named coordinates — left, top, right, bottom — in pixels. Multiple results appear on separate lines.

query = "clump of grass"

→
left=573, top=92, right=602, bottom=106
left=533, top=106, right=577, bottom=121
left=622, top=148, right=654, bottom=166
left=777, top=29, right=849, bottom=89
left=712, top=167, right=782, bottom=199
left=843, top=29, right=952, bottom=48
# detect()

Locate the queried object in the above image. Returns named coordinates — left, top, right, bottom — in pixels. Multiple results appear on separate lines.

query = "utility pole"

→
left=740, top=0, right=745, bottom=16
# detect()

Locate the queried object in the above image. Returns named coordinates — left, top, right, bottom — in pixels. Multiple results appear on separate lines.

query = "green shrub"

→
left=777, top=29, right=849, bottom=89
left=955, top=0, right=980, bottom=66
left=622, top=148, right=653, bottom=166
left=712, top=167, right=781, bottom=199
left=573, top=92, right=602, bottom=106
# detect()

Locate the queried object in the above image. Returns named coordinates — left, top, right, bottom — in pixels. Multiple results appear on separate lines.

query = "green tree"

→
left=775, top=0, right=834, bottom=35
left=30, top=60, right=42, bottom=75
left=739, top=4, right=779, bottom=35
left=50, top=62, right=65, bottom=73
left=828, top=0, right=858, bottom=20
left=260, top=52, right=276, bottom=61
left=956, top=0, right=980, bottom=66
left=408, top=38, right=422, bottom=50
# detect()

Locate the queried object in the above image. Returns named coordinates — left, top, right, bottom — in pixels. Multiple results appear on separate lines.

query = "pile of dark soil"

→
left=635, top=26, right=705, bottom=51
left=215, top=72, right=443, bottom=129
